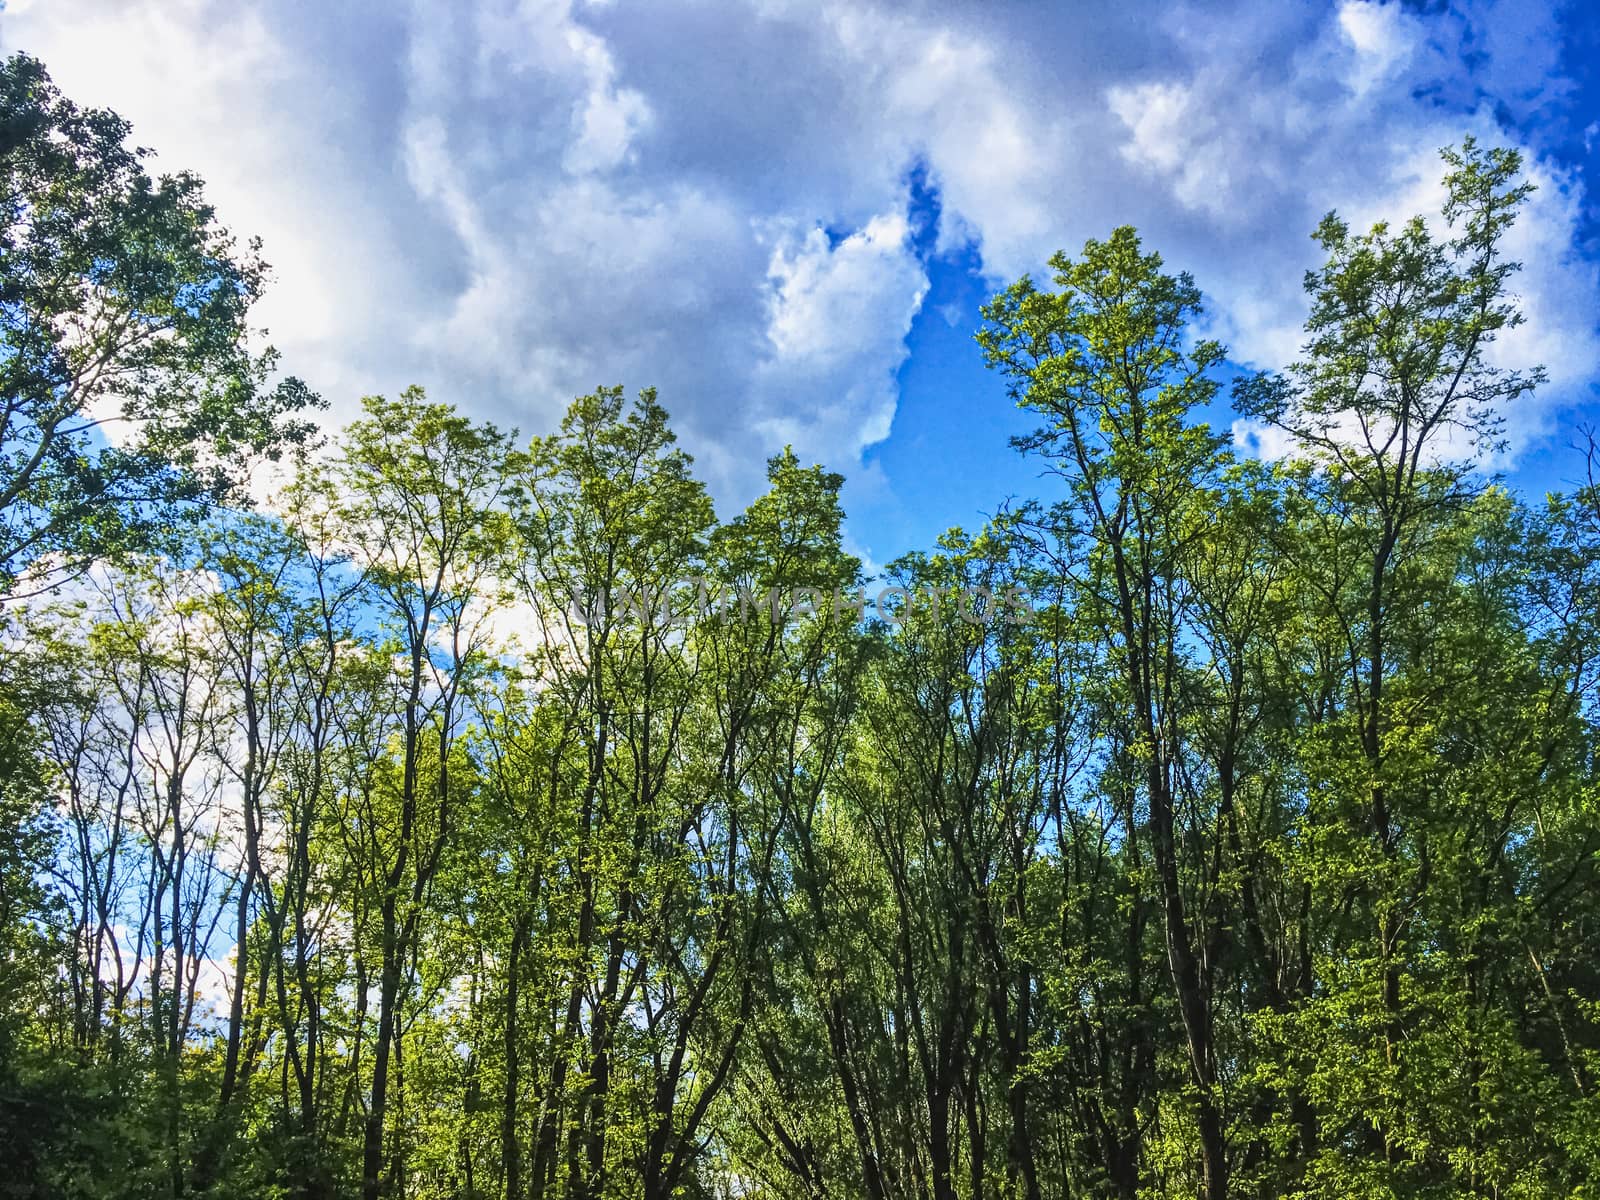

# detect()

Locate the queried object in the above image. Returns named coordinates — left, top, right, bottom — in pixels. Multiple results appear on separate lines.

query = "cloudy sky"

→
left=7, top=0, right=1600, bottom=563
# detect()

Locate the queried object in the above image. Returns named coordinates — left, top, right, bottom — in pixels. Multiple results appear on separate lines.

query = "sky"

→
left=6, top=0, right=1600, bottom=570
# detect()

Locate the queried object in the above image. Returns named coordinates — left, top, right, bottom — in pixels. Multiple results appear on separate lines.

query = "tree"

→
left=0, top=129, right=1597, bottom=1200
left=316, top=389, right=522, bottom=1200
left=0, top=52, right=318, bottom=595
left=1235, top=140, right=1561, bottom=1190
left=981, top=225, right=1235, bottom=1199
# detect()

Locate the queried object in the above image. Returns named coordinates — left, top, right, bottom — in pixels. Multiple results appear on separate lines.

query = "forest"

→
left=2, top=49, right=1598, bottom=1200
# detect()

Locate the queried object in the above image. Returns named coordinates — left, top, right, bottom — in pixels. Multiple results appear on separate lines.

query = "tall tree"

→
left=0, top=53, right=318, bottom=595
left=1235, top=139, right=1551, bottom=1187
left=318, top=389, right=522, bottom=1200
left=981, top=226, right=1234, bottom=1199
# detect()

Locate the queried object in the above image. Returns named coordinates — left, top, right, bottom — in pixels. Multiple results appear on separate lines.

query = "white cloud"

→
left=1335, top=0, right=1419, bottom=93
left=1108, top=80, right=1228, bottom=217
left=3, top=0, right=1594, bottom=509
left=756, top=210, right=929, bottom=455
left=1230, top=418, right=1302, bottom=464
left=1099, top=1, right=1597, bottom=461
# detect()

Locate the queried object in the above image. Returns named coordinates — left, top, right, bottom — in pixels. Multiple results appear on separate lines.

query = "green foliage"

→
left=0, top=66, right=1595, bottom=1200
left=0, top=53, right=320, bottom=594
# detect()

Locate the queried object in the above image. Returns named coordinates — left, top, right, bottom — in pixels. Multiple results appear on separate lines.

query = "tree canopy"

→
left=2, top=55, right=1599, bottom=1200
left=0, top=52, right=319, bottom=595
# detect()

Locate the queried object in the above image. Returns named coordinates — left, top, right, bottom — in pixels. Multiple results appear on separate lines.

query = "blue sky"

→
left=6, top=0, right=1600, bottom=569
